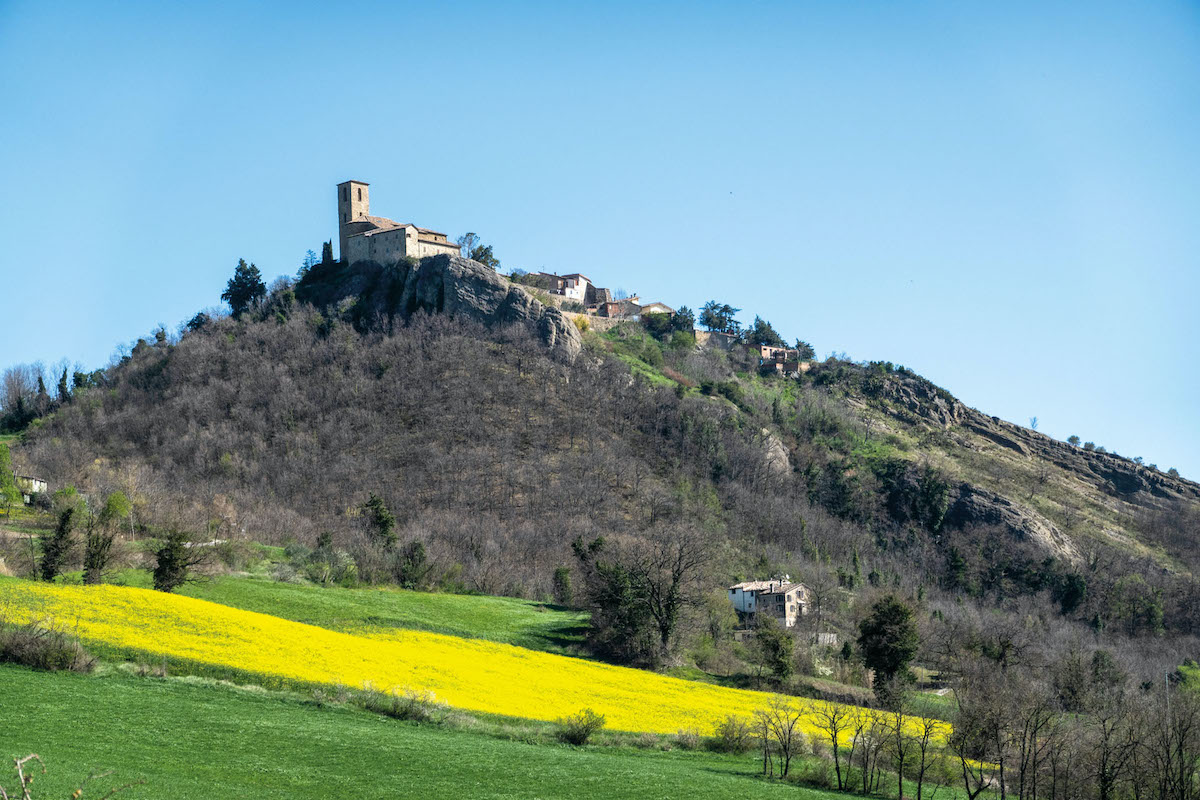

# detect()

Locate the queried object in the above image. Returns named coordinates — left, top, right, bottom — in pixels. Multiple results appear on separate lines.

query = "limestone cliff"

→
left=297, top=254, right=581, bottom=361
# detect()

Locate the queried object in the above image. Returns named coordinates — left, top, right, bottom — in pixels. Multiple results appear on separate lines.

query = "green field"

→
left=0, top=665, right=842, bottom=800
left=106, top=571, right=590, bottom=654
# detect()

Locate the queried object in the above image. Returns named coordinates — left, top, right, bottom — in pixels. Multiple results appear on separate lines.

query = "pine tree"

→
left=221, top=259, right=267, bottom=318
left=56, top=367, right=71, bottom=404
left=40, top=507, right=76, bottom=581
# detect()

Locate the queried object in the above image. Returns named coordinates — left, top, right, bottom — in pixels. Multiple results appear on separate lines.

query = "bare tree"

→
left=890, top=701, right=911, bottom=800
left=812, top=699, right=853, bottom=790
left=911, top=708, right=946, bottom=800
left=756, top=696, right=808, bottom=779
left=626, top=524, right=711, bottom=654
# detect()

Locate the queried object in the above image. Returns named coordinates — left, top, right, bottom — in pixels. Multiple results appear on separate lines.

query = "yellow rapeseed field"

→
left=0, top=579, right=921, bottom=740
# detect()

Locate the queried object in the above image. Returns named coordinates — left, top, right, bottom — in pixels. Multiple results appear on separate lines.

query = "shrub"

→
left=674, top=728, right=702, bottom=750
left=641, top=341, right=663, bottom=367
left=356, top=687, right=447, bottom=723
left=788, top=758, right=835, bottom=789
left=305, top=548, right=358, bottom=586
left=0, top=617, right=95, bottom=673
left=710, top=714, right=754, bottom=754
left=573, top=316, right=589, bottom=332
left=555, top=708, right=606, bottom=745
left=668, top=330, right=695, bottom=351
left=552, top=566, right=572, bottom=605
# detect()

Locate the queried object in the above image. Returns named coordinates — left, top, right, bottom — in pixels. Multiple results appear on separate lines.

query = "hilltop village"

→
left=336, top=179, right=813, bottom=378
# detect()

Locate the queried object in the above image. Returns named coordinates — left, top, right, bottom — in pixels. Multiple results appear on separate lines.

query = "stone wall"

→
left=694, top=331, right=738, bottom=350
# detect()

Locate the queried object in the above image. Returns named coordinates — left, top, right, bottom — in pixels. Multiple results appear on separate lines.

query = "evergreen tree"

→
left=40, top=507, right=76, bottom=581
left=468, top=243, right=500, bottom=270
left=359, top=493, right=397, bottom=547
left=857, top=594, right=919, bottom=708
left=699, top=301, right=741, bottom=334
left=56, top=367, right=71, bottom=404
left=745, top=316, right=787, bottom=347
left=320, top=240, right=335, bottom=265
left=34, top=375, right=50, bottom=415
left=751, top=615, right=794, bottom=684
left=153, top=530, right=204, bottom=592
left=552, top=566, right=573, bottom=606
left=672, top=306, right=696, bottom=333
left=298, top=249, right=319, bottom=279
left=221, top=259, right=267, bottom=318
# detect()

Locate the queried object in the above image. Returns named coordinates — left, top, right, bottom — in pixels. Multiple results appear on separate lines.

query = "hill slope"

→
left=8, top=258, right=1200, bottom=661
left=0, top=666, right=844, bottom=800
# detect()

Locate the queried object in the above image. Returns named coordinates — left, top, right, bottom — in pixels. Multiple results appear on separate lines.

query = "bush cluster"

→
left=555, top=708, right=606, bottom=745
left=0, top=617, right=95, bottom=673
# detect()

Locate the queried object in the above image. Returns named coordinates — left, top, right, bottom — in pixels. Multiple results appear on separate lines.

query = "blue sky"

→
left=2, top=1, right=1198, bottom=478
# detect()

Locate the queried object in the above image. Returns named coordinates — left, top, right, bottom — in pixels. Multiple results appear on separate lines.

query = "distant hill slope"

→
left=11, top=260, right=1200, bottom=642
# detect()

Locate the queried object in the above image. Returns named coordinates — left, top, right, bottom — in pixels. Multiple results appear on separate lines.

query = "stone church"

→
left=337, top=180, right=461, bottom=265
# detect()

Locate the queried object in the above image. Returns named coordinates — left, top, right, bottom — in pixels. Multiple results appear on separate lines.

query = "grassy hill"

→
left=0, top=665, right=851, bottom=800
left=0, top=577, right=911, bottom=740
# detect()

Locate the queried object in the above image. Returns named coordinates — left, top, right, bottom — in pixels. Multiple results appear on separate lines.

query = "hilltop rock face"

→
left=876, top=374, right=966, bottom=428
left=308, top=254, right=581, bottom=360
left=872, top=372, right=1200, bottom=512
left=399, top=255, right=581, bottom=360
left=944, top=482, right=1081, bottom=563
left=960, top=412, right=1200, bottom=509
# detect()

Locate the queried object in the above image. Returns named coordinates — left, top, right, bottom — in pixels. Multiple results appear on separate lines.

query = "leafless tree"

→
left=812, top=699, right=853, bottom=790
left=911, top=706, right=947, bottom=800
left=756, top=696, right=808, bottom=779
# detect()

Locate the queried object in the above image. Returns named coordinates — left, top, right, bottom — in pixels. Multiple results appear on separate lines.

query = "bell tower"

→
left=337, top=180, right=370, bottom=259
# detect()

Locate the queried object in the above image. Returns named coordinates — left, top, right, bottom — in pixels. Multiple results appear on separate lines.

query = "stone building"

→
left=337, top=180, right=461, bottom=266
left=728, top=578, right=810, bottom=629
left=758, top=344, right=809, bottom=377
left=15, top=475, right=46, bottom=505
left=537, top=273, right=591, bottom=303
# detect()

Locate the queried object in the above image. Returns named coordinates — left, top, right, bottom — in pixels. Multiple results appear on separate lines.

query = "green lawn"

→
left=108, top=571, right=590, bottom=654
left=0, top=665, right=843, bottom=800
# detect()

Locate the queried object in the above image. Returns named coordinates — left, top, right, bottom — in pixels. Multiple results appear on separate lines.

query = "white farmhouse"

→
left=728, top=578, right=810, bottom=629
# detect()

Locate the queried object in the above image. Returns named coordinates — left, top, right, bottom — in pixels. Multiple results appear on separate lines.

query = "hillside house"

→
left=15, top=475, right=47, bottom=505
left=728, top=579, right=810, bottom=629
left=535, top=272, right=622, bottom=307
left=639, top=302, right=675, bottom=317
left=758, top=345, right=809, bottom=377
left=597, top=297, right=643, bottom=318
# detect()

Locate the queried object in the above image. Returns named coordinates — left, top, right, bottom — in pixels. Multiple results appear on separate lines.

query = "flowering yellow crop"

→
left=0, top=579, right=924, bottom=740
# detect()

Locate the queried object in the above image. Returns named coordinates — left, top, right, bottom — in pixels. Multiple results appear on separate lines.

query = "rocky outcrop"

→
left=875, top=373, right=966, bottom=427
left=300, top=254, right=581, bottom=360
left=868, top=371, right=1199, bottom=512
left=760, top=428, right=791, bottom=476
left=399, top=255, right=581, bottom=360
left=944, top=482, right=1081, bottom=563
left=961, top=411, right=1200, bottom=510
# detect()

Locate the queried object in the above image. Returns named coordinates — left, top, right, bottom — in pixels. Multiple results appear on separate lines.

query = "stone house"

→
left=15, top=475, right=47, bottom=505
left=639, top=302, right=675, bottom=316
left=758, top=345, right=809, bottom=377
left=337, top=180, right=461, bottom=266
left=597, top=298, right=643, bottom=318
left=728, top=578, right=810, bottom=629
left=537, top=273, right=591, bottom=304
